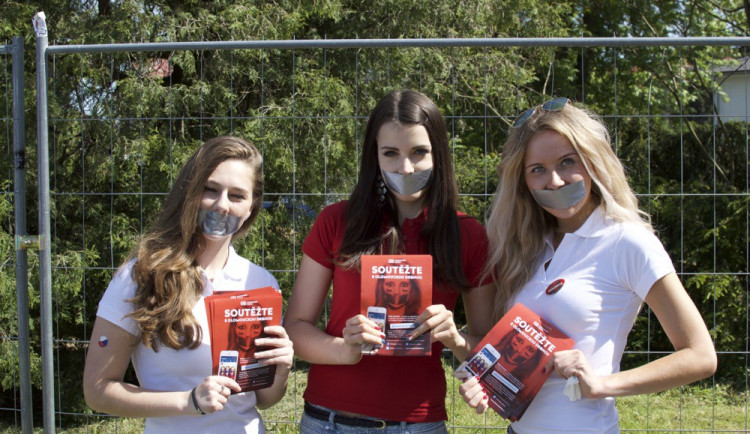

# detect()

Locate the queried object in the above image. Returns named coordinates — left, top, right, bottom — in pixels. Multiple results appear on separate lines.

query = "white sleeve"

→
left=96, top=261, right=140, bottom=336
left=617, top=225, right=676, bottom=301
left=248, top=261, right=281, bottom=291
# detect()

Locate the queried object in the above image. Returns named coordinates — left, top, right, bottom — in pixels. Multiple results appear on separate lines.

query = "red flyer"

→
left=204, top=287, right=281, bottom=392
left=456, top=302, right=574, bottom=421
left=360, top=254, right=432, bottom=356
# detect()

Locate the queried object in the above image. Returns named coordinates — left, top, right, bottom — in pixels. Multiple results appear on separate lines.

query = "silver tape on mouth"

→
left=197, top=209, right=243, bottom=237
left=382, top=168, right=432, bottom=195
left=531, top=180, right=586, bottom=210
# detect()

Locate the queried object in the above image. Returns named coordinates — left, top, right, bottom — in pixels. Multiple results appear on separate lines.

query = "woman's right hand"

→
left=455, top=368, right=490, bottom=414
left=190, top=375, right=242, bottom=415
left=341, top=314, right=386, bottom=363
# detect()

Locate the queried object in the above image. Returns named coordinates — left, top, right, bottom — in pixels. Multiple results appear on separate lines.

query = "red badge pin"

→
left=545, top=278, right=565, bottom=295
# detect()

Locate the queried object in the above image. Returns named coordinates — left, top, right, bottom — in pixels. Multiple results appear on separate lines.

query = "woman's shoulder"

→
left=456, top=211, right=486, bottom=234
left=610, top=219, right=662, bottom=250
left=318, top=200, right=349, bottom=218
left=600, top=218, right=672, bottom=270
left=97, top=259, right=141, bottom=335
left=228, top=249, right=280, bottom=290
left=109, top=259, right=138, bottom=294
left=310, top=200, right=350, bottom=230
left=583, top=207, right=656, bottom=245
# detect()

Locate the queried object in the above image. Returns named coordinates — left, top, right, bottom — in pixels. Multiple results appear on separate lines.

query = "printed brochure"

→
left=204, top=287, right=281, bottom=392
left=360, top=254, right=432, bottom=356
left=456, top=302, right=574, bottom=421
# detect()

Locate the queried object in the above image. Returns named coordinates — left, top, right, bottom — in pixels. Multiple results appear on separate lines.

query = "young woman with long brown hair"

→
left=83, top=136, right=293, bottom=433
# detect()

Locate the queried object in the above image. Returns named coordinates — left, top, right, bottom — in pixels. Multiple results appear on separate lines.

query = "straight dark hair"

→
left=337, top=90, right=470, bottom=292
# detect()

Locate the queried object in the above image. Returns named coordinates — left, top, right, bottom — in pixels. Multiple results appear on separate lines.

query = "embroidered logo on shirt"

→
left=545, top=278, right=565, bottom=295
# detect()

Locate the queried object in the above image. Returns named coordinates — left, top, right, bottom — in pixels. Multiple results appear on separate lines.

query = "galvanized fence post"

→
left=11, top=34, right=33, bottom=434
left=33, top=12, right=55, bottom=433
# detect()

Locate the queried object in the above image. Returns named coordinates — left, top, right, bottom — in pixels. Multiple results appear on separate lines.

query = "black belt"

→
left=303, top=401, right=402, bottom=429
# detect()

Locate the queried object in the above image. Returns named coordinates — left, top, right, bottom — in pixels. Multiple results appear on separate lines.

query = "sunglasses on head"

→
left=512, top=97, right=570, bottom=128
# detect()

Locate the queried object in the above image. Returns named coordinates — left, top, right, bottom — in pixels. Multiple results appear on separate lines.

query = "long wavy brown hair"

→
left=126, top=136, right=264, bottom=351
left=337, top=90, right=470, bottom=292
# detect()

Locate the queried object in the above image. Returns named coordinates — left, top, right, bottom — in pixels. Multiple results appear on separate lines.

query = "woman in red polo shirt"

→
left=286, top=90, right=494, bottom=433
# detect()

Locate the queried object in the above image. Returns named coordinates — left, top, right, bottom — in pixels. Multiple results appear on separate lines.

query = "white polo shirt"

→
left=510, top=206, right=675, bottom=434
left=97, top=246, right=279, bottom=434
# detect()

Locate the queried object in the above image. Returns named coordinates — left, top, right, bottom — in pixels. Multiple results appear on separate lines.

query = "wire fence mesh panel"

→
left=9, top=38, right=750, bottom=432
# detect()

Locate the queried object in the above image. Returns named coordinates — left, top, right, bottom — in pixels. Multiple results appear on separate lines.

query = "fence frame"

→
left=24, top=34, right=750, bottom=433
left=2, top=35, right=32, bottom=434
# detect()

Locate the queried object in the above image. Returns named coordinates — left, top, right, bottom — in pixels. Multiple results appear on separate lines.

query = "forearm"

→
left=255, top=368, right=290, bottom=409
left=448, top=331, right=486, bottom=362
left=285, top=318, right=358, bottom=365
left=85, top=379, right=193, bottom=418
left=597, top=273, right=717, bottom=398
left=446, top=284, right=495, bottom=362
left=598, top=346, right=716, bottom=398
left=444, top=331, right=474, bottom=362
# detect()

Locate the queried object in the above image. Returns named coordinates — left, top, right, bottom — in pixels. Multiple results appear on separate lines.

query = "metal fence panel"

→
left=9, top=37, right=750, bottom=432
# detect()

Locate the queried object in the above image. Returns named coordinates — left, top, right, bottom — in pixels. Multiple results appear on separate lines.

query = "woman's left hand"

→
left=408, top=304, right=465, bottom=350
left=255, top=326, right=294, bottom=374
left=455, top=368, right=490, bottom=414
left=545, top=349, right=605, bottom=399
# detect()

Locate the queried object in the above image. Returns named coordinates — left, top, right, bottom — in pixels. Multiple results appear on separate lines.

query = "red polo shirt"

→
left=301, top=201, right=490, bottom=422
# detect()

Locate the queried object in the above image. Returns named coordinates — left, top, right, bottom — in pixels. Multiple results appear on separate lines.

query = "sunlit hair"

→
left=337, top=90, right=470, bottom=291
left=485, top=102, right=651, bottom=320
left=374, top=275, right=422, bottom=316
left=126, top=136, right=263, bottom=351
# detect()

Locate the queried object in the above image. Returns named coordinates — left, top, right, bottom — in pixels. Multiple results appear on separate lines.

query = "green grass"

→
left=3, top=362, right=748, bottom=433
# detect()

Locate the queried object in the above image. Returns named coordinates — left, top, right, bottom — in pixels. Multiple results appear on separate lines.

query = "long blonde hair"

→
left=126, top=136, right=263, bottom=351
left=485, top=102, right=651, bottom=321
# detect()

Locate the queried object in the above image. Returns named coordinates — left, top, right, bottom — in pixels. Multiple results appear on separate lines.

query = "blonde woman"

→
left=83, top=136, right=293, bottom=433
left=458, top=99, right=716, bottom=433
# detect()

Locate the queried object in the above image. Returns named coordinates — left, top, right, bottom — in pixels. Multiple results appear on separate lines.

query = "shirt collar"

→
left=570, top=205, right=616, bottom=238
left=200, top=245, right=244, bottom=291
left=379, top=207, right=428, bottom=227
left=221, top=245, right=245, bottom=281
left=402, top=207, right=428, bottom=225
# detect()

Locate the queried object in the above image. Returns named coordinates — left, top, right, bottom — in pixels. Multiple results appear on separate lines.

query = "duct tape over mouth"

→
left=198, top=209, right=243, bottom=237
left=531, top=179, right=586, bottom=210
left=382, top=168, right=432, bottom=195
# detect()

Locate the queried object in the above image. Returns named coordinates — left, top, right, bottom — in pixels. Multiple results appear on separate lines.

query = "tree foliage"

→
left=0, top=0, right=749, bottom=425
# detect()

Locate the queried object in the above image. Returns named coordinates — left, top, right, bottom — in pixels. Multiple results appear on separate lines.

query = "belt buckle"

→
left=374, top=419, right=387, bottom=429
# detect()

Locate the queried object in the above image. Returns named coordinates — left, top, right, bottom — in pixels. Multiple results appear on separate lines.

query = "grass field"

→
left=3, top=361, right=748, bottom=433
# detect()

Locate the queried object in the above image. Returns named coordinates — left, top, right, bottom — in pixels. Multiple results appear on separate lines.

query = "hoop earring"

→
left=376, top=174, right=387, bottom=206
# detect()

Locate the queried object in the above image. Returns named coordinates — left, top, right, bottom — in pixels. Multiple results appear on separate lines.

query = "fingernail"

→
left=381, top=338, right=386, bottom=344
left=474, top=376, right=480, bottom=382
left=412, top=322, right=419, bottom=327
left=482, top=394, right=488, bottom=401
left=406, top=334, right=412, bottom=340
